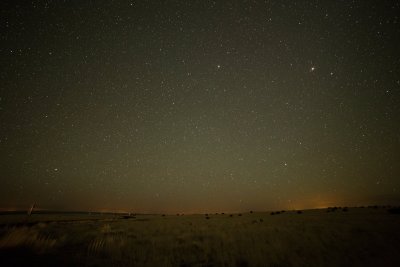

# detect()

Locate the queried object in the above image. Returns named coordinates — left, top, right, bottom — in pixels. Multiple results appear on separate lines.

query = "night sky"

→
left=1, top=1, right=400, bottom=213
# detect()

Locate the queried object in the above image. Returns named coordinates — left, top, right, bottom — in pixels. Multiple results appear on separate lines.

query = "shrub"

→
left=327, top=207, right=338, bottom=212
left=297, top=210, right=303, bottom=214
left=236, top=258, right=249, bottom=267
left=388, top=207, right=400, bottom=214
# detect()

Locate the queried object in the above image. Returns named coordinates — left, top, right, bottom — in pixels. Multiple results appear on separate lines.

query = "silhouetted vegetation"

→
left=327, top=207, right=339, bottom=212
left=236, top=258, right=249, bottom=267
left=271, top=211, right=282, bottom=215
left=122, top=215, right=135, bottom=219
left=388, top=207, right=400, bottom=214
left=342, top=207, right=349, bottom=212
left=297, top=210, right=303, bottom=214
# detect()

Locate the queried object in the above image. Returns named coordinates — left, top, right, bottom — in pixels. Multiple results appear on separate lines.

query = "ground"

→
left=0, top=207, right=399, bottom=267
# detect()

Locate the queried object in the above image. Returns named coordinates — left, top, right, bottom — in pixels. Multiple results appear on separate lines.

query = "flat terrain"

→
left=0, top=207, right=399, bottom=267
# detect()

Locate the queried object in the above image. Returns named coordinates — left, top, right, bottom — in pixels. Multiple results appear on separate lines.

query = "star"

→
left=1, top=0, right=398, bottom=214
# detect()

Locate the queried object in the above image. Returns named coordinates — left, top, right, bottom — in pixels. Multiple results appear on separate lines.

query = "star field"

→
left=1, top=1, right=400, bottom=213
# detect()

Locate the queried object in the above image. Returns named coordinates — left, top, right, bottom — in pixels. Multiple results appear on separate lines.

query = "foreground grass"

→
left=0, top=208, right=399, bottom=267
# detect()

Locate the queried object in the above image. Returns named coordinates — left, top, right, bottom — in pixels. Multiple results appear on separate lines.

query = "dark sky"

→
left=1, top=0, right=399, bottom=213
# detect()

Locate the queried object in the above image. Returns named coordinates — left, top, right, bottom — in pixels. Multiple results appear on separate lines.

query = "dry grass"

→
left=0, top=208, right=400, bottom=266
left=0, top=226, right=57, bottom=253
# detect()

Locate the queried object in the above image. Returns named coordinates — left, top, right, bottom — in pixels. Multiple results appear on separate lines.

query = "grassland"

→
left=0, top=207, right=399, bottom=266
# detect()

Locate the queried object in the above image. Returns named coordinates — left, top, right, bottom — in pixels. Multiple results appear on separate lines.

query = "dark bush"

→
left=238, top=213, right=242, bottom=216
left=327, top=207, right=339, bottom=212
left=122, top=215, right=135, bottom=219
left=259, top=218, right=263, bottom=222
left=271, top=211, right=282, bottom=215
left=205, top=216, right=210, bottom=219
left=297, top=210, right=303, bottom=214
left=229, top=214, right=233, bottom=217
left=236, top=258, right=249, bottom=267
left=342, top=207, right=348, bottom=212
left=388, top=207, right=400, bottom=214
left=250, top=210, right=253, bottom=213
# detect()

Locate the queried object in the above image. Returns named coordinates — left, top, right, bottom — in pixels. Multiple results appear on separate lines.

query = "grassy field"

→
left=0, top=207, right=399, bottom=266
